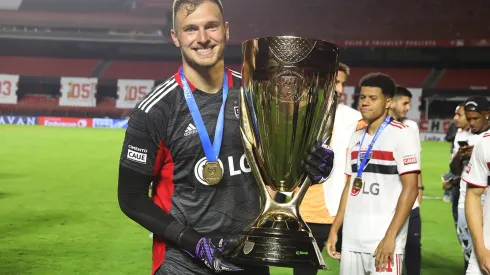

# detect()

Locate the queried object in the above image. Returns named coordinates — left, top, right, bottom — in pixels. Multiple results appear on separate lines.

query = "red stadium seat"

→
left=345, top=68, right=431, bottom=87
left=435, top=69, right=490, bottom=89
left=0, top=56, right=99, bottom=77
left=101, top=61, right=181, bottom=80
left=98, top=97, right=116, bottom=107
left=223, top=0, right=490, bottom=43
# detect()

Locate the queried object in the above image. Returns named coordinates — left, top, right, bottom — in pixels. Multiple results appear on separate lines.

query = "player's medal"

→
left=356, top=116, right=392, bottom=189
left=180, top=67, right=229, bottom=185
left=353, top=177, right=363, bottom=191
left=203, top=161, right=223, bottom=185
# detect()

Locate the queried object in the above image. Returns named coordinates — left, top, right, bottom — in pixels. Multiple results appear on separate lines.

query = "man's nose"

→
left=197, top=29, right=209, bottom=43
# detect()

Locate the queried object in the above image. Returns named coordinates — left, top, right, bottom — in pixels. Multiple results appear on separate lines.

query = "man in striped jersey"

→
left=116, top=0, right=334, bottom=274
left=463, top=130, right=490, bottom=275
left=451, top=96, right=490, bottom=273
left=327, top=73, right=420, bottom=275
left=389, top=85, right=423, bottom=275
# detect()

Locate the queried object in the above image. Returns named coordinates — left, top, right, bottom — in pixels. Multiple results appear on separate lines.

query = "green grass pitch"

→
left=0, top=125, right=466, bottom=274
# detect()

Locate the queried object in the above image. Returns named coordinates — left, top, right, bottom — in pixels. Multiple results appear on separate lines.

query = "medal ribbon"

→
left=356, top=116, right=391, bottom=178
left=181, top=67, right=229, bottom=162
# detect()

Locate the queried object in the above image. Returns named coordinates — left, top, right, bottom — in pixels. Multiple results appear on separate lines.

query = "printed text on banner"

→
left=116, top=79, right=155, bottom=109
left=59, top=77, right=97, bottom=107
left=0, top=74, right=19, bottom=104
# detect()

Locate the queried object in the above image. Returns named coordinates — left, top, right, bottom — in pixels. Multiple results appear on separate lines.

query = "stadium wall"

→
left=0, top=115, right=128, bottom=129
left=0, top=114, right=450, bottom=142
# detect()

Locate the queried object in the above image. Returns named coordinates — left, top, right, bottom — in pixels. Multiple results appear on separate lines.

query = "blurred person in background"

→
left=463, top=130, right=490, bottom=275
left=292, top=62, right=363, bottom=275
left=388, top=85, right=423, bottom=275
left=450, top=96, right=490, bottom=273
left=443, top=103, right=470, bottom=223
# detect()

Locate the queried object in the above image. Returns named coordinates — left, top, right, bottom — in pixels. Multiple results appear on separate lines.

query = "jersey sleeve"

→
left=345, top=138, right=354, bottom=176
left=405, top=119, right=420, bottom=139
left=120, top=108, right=166, bottom=176
left=462, top=138, right=489, bottom=188
left=394, top=127, right=421, bottom=175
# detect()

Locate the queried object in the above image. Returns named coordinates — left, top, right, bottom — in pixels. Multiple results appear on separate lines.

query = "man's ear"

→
left=224, top=21, right=229, bottom=41
left=171, top=29, right=180, bottom=47
left=385, top=97, right=393, bottom=109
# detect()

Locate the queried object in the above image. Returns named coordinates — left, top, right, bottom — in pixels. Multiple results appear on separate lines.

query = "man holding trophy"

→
left=117, top=0, right=336, bottom=274
left=327, top=73, right=421, bottom=274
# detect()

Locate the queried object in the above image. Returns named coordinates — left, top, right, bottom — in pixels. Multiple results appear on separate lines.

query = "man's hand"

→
left=326, top=232, right=341, bottom=260
left=192, top=236, right=243, bottom=273
left=477, top=247, right=490, bottom=275
left=373, top=236, right=396, bottom=272
left=304, top=141, right=335, bottom=184
left=442, top=180, right=454, bottom=190
left=459, top=145, right=474, bottom=160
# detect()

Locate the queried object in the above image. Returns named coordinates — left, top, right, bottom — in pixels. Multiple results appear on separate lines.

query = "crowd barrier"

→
left=0, top=115, right=128, bottom=129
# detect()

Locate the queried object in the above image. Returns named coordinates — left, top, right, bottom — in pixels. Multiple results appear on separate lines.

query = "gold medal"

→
left=202, top=161, right=223, bottom=185
left=353, top=177, right=363, bottom=192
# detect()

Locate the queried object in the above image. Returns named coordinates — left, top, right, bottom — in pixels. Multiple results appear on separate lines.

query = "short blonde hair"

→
left=172, top=0, right=224, bottom=29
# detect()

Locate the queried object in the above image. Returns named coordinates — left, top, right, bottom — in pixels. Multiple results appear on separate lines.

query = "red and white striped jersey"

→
left=343, top=118, right=421, bottom=254
left=462, top=130, right=490, bottom=247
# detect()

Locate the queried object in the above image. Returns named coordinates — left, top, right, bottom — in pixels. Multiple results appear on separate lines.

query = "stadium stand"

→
left=101, top=61, right=181, bottom=80
left=0, top=56, right=99, bottom=77
left=345, top=68, right=431, bottom=87
left=222, top=0, right=490, bottom=43
left=435, top=69, right=490, bottom=89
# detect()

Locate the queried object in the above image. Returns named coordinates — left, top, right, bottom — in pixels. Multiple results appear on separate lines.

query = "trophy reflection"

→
left=228, top=36, right=340, bottom=269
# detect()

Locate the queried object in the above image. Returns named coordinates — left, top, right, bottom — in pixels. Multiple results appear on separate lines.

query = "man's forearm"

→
left=385, top=178, right=418, bottom=238
left=331, top=177, right=350, bottom=234
left=466, top=190, right=485, bottom=253
left=450, top=156, right=463, bottom=175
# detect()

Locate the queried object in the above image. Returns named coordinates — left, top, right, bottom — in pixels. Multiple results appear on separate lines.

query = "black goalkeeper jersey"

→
left=119, top=67, right=263, bottom=274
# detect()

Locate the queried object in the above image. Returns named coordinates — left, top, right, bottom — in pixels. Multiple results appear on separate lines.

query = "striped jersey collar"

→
left=174, top=66, right=235, bottom=92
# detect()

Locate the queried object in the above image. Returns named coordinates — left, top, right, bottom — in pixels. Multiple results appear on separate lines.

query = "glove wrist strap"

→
left=164, top=221, right=203, bottom=256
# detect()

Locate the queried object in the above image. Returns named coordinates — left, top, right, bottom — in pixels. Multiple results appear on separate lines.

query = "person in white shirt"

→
left=463, top=130, right=490, bottom=275
left=326, top=73, right=420, bottom=275
left=388, top=85, right=423, bottom=275
left=450, top=96, right=490, bottom=272
left=292, top=62, right=363, bottom=275
left=443, top=103, right=470, bottom=225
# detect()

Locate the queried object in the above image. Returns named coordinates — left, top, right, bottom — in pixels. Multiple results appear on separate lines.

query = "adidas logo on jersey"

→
left=184, top=123, right=198, bottom=137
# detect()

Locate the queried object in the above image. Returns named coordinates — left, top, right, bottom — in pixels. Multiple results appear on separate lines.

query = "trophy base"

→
left=227, top=227, right=327, bottom=269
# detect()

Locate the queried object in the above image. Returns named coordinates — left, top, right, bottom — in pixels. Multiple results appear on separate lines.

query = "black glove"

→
left=191, top=235, right=243, bottom=273
left=304, top=141, right=335, bottom=184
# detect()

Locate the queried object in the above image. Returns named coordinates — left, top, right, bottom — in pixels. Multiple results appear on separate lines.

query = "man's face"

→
left=390, top=96, right=411, bottom=119
left=359, top=86, right=391, bottom=123
left=453, top=106, right=468, bottom=129
left=465, top=110, right=489, bottom=133
left=171, top=1, right=229, bottom=69
left=335, top=71, right=347, bottom=96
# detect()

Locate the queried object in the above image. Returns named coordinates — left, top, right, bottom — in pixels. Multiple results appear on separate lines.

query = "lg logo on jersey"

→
left=194, top=154, right=251, bottom=185
left=351, top=182, right=380, bottom=196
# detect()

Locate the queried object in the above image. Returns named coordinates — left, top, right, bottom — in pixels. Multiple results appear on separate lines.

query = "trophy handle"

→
left=287, top=176, right=311, bottom=207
